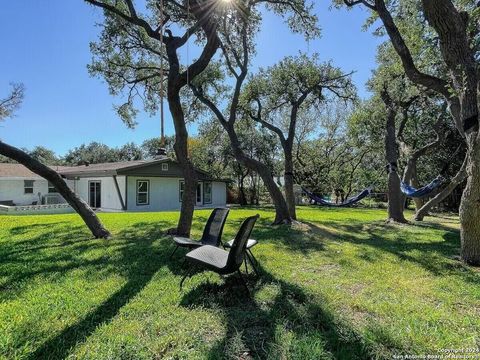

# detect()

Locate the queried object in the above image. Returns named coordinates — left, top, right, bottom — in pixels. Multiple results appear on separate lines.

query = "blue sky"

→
left=0, top=1, right=381, bottom=156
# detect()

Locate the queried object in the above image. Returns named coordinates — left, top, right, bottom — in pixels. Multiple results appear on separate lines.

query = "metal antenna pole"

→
left=158, top=0, right=166, bottom=156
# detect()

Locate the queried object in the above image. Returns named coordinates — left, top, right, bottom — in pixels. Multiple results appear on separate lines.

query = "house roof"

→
left=0, top=159, right=230, bottom=182
left=0, top=164, right=73, bottom=178
left=58, top=160, right=154, bottom=177
left=59, top=158, right=229, bottom=182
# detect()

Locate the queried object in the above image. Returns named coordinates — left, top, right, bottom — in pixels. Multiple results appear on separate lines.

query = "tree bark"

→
left=410, top=167, right=425, bottom=210
left=0, top=141, right=111, bottom=238
left=415, top=155, right=467, bottom=221
left=387, top=168, right=406, bottom=223
left=459, top=136, right=480, bottom=265
left=238, top=170, right=248, bottom=206
left=167, top=90, right=198, bottom=237
left=402, top=157, right=424, bottom=211
left=382, top=92, right=407, bottom=223
left=249, top=172, right=256, bottom=205
left=284, top=148, right=297, bottom=220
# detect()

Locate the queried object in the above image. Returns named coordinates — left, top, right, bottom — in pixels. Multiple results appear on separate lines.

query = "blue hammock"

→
left=400, top=176, right=444, bottom=198
left=303, top=187, right=372, bottom=207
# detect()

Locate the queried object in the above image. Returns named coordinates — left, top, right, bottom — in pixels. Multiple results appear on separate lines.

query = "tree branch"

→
left=85, top=0, right=160, bottom=40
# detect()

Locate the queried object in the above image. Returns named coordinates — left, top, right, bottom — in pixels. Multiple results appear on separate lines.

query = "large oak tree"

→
left=242, top=54, right=356, bottom=219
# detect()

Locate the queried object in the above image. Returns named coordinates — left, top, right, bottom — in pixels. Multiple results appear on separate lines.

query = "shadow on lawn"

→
left=180, top=265, right=373, bottom=359
left=1, top=227, right=93, bottom=261
left=0, top=220, right=178, bottom=360
left=4, top=209, right=476, bottom=359
left=311, top=220, right=479, bottom=284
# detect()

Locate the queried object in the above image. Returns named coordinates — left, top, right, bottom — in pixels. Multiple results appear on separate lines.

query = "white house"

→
left=0, top=159, right=228, bottom=213
left=0, top=164, right=74, bottom=206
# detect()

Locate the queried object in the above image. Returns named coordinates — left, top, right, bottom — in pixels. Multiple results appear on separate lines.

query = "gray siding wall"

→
left=126, top=176, right=227, bottom=212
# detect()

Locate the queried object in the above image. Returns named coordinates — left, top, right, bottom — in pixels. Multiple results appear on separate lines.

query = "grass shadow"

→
left=180, top=266, right=374, bottom=359
left=312, top=220, right=479, bottom=285
left=0, top=220, right=176, bottom=360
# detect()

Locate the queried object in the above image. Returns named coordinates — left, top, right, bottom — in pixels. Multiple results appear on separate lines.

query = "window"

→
left=179, top=181, right=203, bottom=203
left=136, top=180, right=149, bottom=205
left=48, top=182, right=56, bottom=193
left=203, top=182, right=212, bottom=204
left=89, top=181, right=101, bottom=208
left=161, top=163, right=169, bottom=171
left=24, top=180, right=34, bottom=194
left=179, top=180, right=184, bottom=202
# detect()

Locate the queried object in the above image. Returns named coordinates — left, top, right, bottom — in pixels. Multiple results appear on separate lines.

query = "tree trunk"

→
left=162, top=10, right=220, bottom=236
left=227, top=125, right=291, bottom=224
left=284, top=150, right=297, bottom=220
left=255, top=174, right=261, bottom=205
left=415, top=155, right=467, bottom=221
left=238, top=172, right=248, bottom=206
left=402, top=159, right=423, bottom=210
left=167, top=91, right=197, bottom=237
left=459, top=135, right=480, bottom=265
left=0, top=141, right=111, bottom=238
left=410, top=168, right=425, bottom=211
left=249, top=172, right=257, bottom=205
left=383, top=93, right=407, bottom=223
left=387, top=169, right=407, bottom=223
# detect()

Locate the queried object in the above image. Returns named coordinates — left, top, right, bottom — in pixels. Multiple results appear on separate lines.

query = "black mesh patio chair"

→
left=180, top=214, right=260, bottom=293
left=170, top=208, right=230, bottom=258
left=224, top=238, right=259, bottom=276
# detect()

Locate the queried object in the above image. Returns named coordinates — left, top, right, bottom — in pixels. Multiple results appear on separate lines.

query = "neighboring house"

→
left=0, top=164, right=74, bottom=206
left=0, top=159, right=228, bottom=212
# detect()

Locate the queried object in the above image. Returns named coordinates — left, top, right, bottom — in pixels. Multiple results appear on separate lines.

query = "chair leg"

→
left=237, top=270, right=250, bottom=296
left=248, top=249, right=258, bottom=265
left=246, top=251, right=259, bottom=277
left=170, top=245, right=179, bottom=259
left=244, top=257, right=249, bottom=274
left=180, top=267, right=194, bottom=289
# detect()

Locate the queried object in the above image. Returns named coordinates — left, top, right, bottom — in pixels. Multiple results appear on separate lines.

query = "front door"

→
left=89, top=181, right=101, bottom=209
left=196, top=182, right=203, bottom=206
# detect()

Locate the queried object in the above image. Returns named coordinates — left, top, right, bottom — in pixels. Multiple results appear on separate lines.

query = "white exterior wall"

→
left=0, top=178, right=74, bottom=206
left=0, top=175, right=225, bottom=212
left=75, top=176, right=126, bottom=211
left=126, top=176, right=227, bottom=212
left=212, top=182, right=227, bottom=206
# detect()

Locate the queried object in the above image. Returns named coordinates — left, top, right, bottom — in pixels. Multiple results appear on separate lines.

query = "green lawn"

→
left=0, top=207, right=479, bottom=359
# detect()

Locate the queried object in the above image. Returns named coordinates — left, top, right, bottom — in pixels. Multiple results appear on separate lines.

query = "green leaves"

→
left=241, top=53, right=356, bottom=140
left=0, top=83, right=25, bottom=122
left=87, top=0, right=321, bottom=128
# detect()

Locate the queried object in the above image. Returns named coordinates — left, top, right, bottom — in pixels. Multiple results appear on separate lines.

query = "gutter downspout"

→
left=113, top=175, right=126, bottom=211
